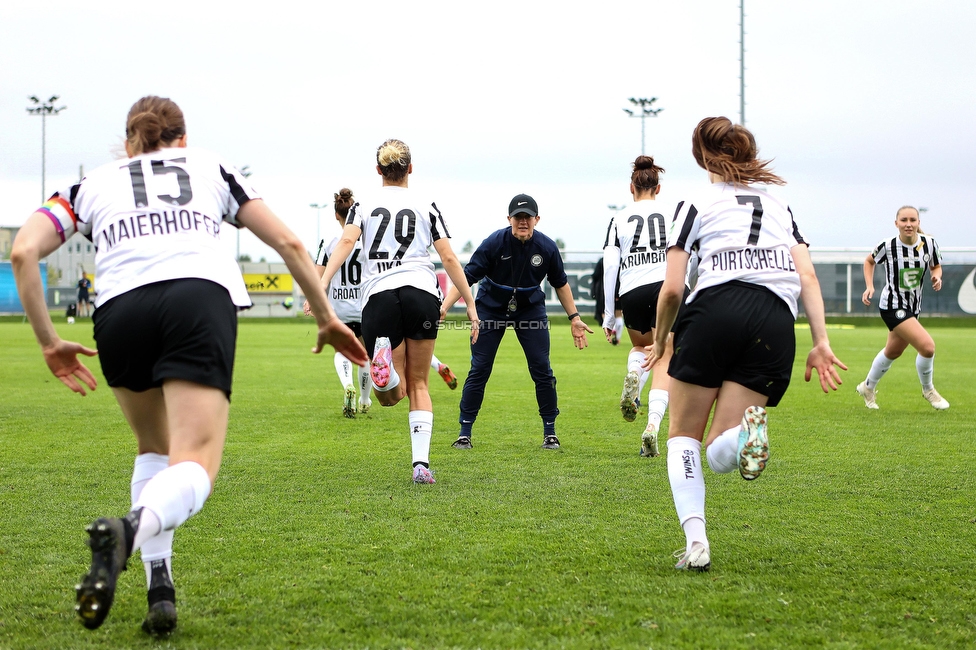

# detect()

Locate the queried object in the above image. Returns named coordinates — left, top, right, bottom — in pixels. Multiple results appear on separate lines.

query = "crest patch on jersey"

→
left=530, top=254, right=543, bottom=267
left=895, top=309, right=907, bottom=319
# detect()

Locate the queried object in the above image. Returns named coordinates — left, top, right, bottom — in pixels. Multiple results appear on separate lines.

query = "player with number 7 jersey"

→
left=668, top=182, right=807, bottom=318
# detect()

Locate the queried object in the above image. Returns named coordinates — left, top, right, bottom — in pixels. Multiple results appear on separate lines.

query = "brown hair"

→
left=125, top=96, right=186, bottom=156
left=334, top=188, right=355, bottom=219
left=691, top=117, right=785, bottom=186
left=376, top=139, right=411, bottom=182
left=631, top=155, right=665, bottom=193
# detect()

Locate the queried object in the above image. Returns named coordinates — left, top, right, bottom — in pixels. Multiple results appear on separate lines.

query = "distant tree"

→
left=238, top=254, right=252, bottom=262
left=555, top=238, right=566, bottom=250
left=259, top=257, right=266, bottom=263
left=462, top=240, right=474, bottom=253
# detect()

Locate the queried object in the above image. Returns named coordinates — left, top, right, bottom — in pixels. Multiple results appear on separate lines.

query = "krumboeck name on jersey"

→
left=621, top=249, right=667, bottom=270
left=710, top=247, right=796, bottom=273
left=98, top=209, right=222, bottom=252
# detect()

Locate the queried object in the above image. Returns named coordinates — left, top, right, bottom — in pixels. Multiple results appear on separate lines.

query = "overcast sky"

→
left=2, top=1, right=974, bottom=262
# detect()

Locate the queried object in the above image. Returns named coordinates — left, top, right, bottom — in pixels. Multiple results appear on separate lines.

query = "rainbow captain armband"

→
left=38, top=195, right=78, bottom=243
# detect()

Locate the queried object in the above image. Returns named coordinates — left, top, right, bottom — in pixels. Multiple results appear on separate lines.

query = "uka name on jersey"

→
left=98, top=209, right=222, bottom=252
left=710, top=247, right=796, bottom=273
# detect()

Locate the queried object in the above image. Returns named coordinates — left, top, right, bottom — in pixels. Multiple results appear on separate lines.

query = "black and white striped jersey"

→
left=668, top=182, right=807, bottom=317
left=314, top=234, right=363, bottom=324
left=871, top=234, right=941, bottom=313
left=38, top=146, right=256, bottom=308
left=345, top=186, right=450, bottom=305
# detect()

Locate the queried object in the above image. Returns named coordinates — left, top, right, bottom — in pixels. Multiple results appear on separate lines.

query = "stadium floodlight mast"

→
left=26, top=95, right=67, bottom=203
left=622, top=97, right=662, bottom=156
left=739, top=0, right=746, bottom=125
left=310, top=203, right=327, bottom=250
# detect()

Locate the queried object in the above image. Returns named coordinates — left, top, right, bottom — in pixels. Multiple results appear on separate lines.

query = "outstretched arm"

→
left=11, top=213, right=98, bottom=395
left=554, top=283, right=593, bottom=350
left=861, top=254, right=876, bottom=305
left=433, top=238, right=480, bottom=344
left=793, top=244, right=847, bottom=392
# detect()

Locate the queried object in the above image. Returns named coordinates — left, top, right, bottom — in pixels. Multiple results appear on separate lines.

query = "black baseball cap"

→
left=508, top=194, right=538, bottom=217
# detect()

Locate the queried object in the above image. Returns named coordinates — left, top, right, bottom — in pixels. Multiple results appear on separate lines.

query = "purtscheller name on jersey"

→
left=621, top=249, right=666, bottom=270
left=98, top=209, right=221, bottom=252
left=711, top=247, right=796, bottom=273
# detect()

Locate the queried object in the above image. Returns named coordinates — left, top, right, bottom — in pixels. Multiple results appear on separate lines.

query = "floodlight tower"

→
left=622, top=97, right=662, bottom=156
left=740, top=0, right=746, bottom=125
left=26, top=95, right=67, bottom=202
left=310, top=203, right=327, bottom=251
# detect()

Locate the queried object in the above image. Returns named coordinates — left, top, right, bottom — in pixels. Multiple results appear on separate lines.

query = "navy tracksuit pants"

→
left=458, top=303, right=559, bottom=425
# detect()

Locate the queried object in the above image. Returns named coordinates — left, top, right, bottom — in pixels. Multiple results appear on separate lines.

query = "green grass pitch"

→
left=1, top=317, right=973, bottom=649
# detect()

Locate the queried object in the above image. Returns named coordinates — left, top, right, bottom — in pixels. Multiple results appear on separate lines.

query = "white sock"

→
left=667, top=437, right=708, bottom=553
left=646, top=388, right=669, bottom=430
left=334, top=353, right=354, bottom=388
left=865, top=350, right=895, bottom=389
left=638, top=371, right=650, bottom=399
left=131, top=453, right=174, bottom=584
left=627, top=350, right=646, bottom=375
left=358, top=365, right=372, bottom=403
left=133, top=461, right=211, bottom=551
left=409, top=410, right=433, bottom=467
left=705, top=425, right=740, bottom=474
left=916, top=354, right=935, bottom=390
left=430, top=354, right=442, bottom=370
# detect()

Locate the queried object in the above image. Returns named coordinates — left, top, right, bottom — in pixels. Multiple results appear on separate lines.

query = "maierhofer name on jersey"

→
left=98, top=209, right=221, bottom=252
left=710, top=247, right=796, bottom=273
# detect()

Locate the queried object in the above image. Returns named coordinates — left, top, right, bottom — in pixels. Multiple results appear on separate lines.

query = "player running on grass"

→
left=308, top=189, right=462, bottom=419
left=11, top=96, right=366, bottom=635
left=856, top=206, right=949, bottom=411
left=602, top=155, right=689, bottom=458
left=646, top=117, right=846, bottom=572
left=318, top=139, right=479, bottom=484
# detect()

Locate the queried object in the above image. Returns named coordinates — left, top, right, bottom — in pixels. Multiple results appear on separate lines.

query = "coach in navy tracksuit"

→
left=441, top=194, right=592, bottom=450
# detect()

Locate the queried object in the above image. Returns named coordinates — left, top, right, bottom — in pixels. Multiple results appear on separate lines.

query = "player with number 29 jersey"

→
left=669, top=183, right=807, bottom=317
left=345, top=186, right=450, bottom=305
left=42, top=146, right=256, bottom=308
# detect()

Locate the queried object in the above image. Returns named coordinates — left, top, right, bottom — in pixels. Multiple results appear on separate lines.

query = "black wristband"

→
left=567, top=312, right=580, bottom=322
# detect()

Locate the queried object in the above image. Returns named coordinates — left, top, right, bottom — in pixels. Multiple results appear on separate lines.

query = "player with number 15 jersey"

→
left=55, top=146, right=256, bottom=309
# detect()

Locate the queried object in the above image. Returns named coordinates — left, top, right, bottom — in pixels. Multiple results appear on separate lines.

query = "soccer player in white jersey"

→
left=856, top=206, right=948, bottom=410
left=310, top=188, right=462, bottom=418
left=645, top=117, right=846, bottom=572
left=602, top=155, right=688, bottom=458
left=10, top=96, right=367, bottom=635
left=319, top=139, right=479, bottom=484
